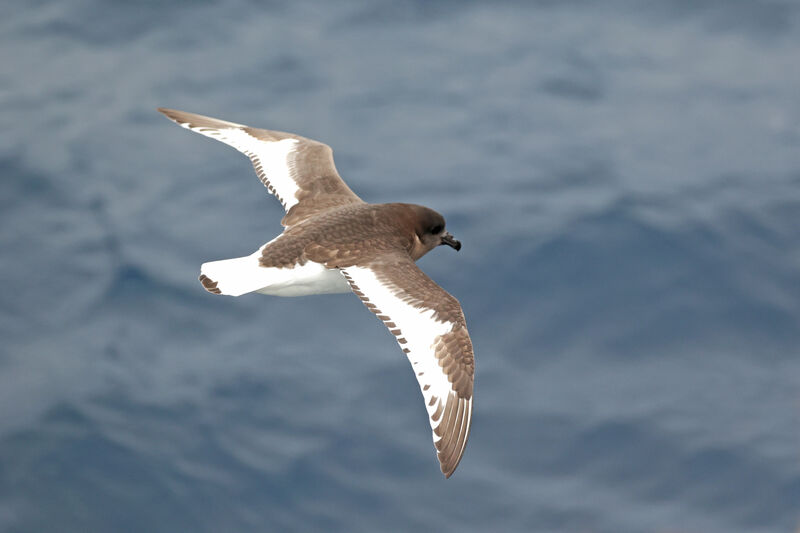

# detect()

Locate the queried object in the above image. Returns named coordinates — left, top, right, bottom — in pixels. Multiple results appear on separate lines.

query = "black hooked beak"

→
left=440, top=231, right=462, bottom=251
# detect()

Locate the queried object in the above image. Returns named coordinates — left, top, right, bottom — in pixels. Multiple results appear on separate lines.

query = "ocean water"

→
left=1, top=1, right=799, bottom=531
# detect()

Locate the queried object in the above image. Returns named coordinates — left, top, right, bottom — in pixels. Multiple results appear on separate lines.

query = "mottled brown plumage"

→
left=259, top=203, right=447, bottom=269
left=158, top=107, right=475, bottom=478
left=158, top=107, right=362, bottom=226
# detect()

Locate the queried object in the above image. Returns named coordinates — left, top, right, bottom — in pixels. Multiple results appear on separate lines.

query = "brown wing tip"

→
left=157, top=107, right=180, bottom=120
left=438, top=442, right=466, bottom=478
left=434, top=393, right=472, bottom=479
left=157, top=107, right=243, bottom=129
left=198, top=274, right=222, bottom=294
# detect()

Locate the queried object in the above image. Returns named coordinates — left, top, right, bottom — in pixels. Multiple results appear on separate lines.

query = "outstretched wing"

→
left=158, top=108, right=363, bottom=226
left=341, top=254, right=475, bottom=478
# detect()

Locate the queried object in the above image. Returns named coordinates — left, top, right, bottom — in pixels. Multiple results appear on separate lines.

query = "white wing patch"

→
left=170, top=118, right=301, bottom=211
left=341, top=267, right=458, bottom=438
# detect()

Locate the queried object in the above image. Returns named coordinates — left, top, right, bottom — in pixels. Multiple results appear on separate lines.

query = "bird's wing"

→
left=341, top=253, right=475, bottom=478
left=158, top=108, right=364, bottom=226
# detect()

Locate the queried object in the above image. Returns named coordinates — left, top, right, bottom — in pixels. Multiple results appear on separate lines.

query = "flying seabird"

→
left=158, top=108, right=475, bottom=478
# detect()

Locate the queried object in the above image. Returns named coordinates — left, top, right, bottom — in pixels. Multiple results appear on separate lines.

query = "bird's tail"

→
left=198, top=247, right=350, bottom=298
left=199, top=251, right=275, bottom=297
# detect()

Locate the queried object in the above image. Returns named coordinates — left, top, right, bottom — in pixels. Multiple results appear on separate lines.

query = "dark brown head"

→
left=406, top=205, right=461, bottom=260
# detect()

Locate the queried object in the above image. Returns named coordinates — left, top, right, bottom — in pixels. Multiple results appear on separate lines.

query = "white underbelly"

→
left=255, top=262, right=351, bottom=297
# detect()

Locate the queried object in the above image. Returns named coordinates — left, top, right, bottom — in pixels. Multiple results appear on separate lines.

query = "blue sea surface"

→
left=1, top=1, right=799, bottom=532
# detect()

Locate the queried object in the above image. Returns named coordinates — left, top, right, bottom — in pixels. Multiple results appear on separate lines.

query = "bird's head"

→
left=408, top=205, right=461, bottom=260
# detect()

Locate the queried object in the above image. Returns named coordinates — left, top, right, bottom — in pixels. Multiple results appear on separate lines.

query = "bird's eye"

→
left=430, top=224, right=444, bottom=234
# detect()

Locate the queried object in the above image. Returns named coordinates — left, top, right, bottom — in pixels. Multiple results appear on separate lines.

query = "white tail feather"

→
left=200, top=252, right=271, bottom=297
left=199, top=250, right=350, bottom=298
